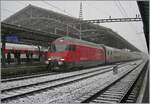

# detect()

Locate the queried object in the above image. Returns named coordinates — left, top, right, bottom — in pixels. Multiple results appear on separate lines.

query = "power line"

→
left=2, top=1, right=29, bottom=14
left=1, top=8, right=14, bottom=13
left=115, top=1, right=139, bottom=34
left=118, top=1, right=129, bottom=18
left=114, top=1, right=125, bottom=17
left=42, top=1, right=73, bottom=17
left=84, top=2, right=111, bottom=18
left=15, top=1, right=28, bottom=6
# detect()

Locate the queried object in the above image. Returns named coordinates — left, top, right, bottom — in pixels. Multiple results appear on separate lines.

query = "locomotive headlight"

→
left=48, top=58, right=52, bottom=61
left=60, top=58, right=65, bottom=61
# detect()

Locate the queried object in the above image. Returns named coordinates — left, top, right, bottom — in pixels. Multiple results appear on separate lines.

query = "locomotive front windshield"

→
left=51, top=44, right=69, bottom=52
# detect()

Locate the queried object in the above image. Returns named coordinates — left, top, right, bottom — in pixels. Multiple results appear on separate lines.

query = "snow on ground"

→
left=2, top=60, right=142, bottom=104
left=2, top=61, right=142, bottom=104
left=2, top=65, right=113, bottom=90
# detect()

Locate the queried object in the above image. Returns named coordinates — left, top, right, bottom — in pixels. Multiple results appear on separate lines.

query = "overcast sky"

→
left=1, top=1, right=148, bottom=53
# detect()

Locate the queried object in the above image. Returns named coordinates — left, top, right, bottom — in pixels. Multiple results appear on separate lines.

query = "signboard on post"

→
left=5, top=35, right=19, bottom=43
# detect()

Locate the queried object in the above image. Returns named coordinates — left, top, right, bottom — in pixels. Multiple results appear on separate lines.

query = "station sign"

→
left=5, top=35, right=19, bottom=43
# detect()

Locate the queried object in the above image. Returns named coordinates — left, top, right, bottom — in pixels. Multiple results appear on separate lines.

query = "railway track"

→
left=1, top=61, right=138, bottom=103
left=1, top=65, right=115, bottom=102
left=2, top=64, right=115, bottom=91
left=42, top=60, right=143, bottom=104
left=1, top=72, right=58, bottom=83
left=3, top=60, right=133, bottom=91
left=1, top=60, right=143, bottom=102
left=80, top=60, right=147, bottom=103
left=1, top=61, right=129, bottom=83
left=125, top=61, right=148, bottom=103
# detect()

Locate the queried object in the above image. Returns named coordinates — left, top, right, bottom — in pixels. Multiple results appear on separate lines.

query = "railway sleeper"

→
left=100, top=94, right=122, bottom=99
left=102, top=94, right=123, bottom=98
left=96, top=96, right=119, bottom=102
left=107, top=88, right=127, bottom=92
left=128, top=93, right=136, bottom=98
left=127, top=96, right=136, bottom=100
left=126, top=99, right=134, bottom=103
left=92, top=99, right=115, bottom=103
left=119, top=81, right=134, bottom=87
left=103, top=92, right=123, bottom=96
left=108, top=86, right=128, bottom=90
left=111, top=81, right=129, bottom=86
left=105, top=91, right=124, bottom=94
left=108, top=83, right=129, bottom=89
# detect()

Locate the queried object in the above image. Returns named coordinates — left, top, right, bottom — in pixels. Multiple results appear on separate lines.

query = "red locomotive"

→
left=46, top=37, right=141, bottom=71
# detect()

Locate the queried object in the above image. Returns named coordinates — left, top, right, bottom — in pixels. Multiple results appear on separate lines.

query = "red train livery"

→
left=46, top=37, right=141, bottom=71
left=3, top=43, right=47, bottom=63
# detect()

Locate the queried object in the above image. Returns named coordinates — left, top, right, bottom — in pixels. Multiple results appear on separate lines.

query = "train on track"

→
left=3, top=43, right=47, bottom=63
left=46, top=37, right=142, bottom=71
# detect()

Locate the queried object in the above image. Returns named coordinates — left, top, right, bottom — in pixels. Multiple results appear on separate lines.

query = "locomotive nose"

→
left=48, top=56, right=65, bottom=61
left=48, top=56, right=65, bottom=69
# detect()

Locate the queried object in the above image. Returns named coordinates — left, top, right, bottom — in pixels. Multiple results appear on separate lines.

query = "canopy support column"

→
left=1, top=35, right=6, bottom=67
left=38, top=45, right=41, bottom=61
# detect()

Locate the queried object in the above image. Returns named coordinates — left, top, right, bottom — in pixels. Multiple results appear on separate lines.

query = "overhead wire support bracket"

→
left=84, top=17, right=142, bottom=23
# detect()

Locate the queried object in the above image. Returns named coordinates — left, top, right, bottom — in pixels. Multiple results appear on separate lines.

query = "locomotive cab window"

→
left=68, top=44, right=76, bottom=51
left=51, top=43, right=69, bottom=52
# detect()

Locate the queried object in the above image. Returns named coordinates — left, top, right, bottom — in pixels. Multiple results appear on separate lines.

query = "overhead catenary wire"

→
left=1, top=8, right=14, bottom=13
left=117, top=1, right=129, bottom=18
left=113, top=1, right=143, bottom=51
left=115, top=1, right=139, bottom=34
left=84, top=2, right=111, bottom=19
left=42, top=1, right=73, bottom=17
left=18, top=1, right=78, bottom=36
left=2, top=1, right=31, bottom=19
left=15, top=1, right=29, bottom=6
left=114, top=1, right=125, bottom=18
left=129, top=2, right=143, bottom=31
left=42, top=1, right=80, bottom=36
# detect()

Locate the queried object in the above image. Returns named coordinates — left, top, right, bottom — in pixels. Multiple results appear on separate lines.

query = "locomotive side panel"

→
left=72, top=44, right=105, bottom=68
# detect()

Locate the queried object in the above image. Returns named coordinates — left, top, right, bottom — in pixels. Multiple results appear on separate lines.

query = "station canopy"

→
left=1, top=4, right=140, bottom=51
left=137, top=1, right=149, bottom=50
